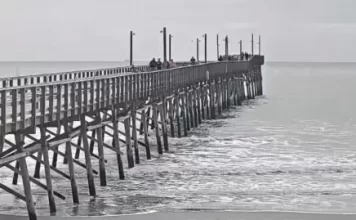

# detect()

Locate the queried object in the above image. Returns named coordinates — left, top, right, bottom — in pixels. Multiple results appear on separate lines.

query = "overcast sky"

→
left=0, top=0, right=355, bottom=62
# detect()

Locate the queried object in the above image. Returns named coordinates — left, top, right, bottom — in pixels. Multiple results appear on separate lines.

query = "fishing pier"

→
left=0, top=29, right=264, bottom=220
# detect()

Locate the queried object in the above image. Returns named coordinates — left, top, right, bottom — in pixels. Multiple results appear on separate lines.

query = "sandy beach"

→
left=1, top=211, right=356, bottom=220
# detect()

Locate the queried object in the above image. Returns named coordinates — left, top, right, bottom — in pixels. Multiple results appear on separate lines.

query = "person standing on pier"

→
left=169, top=59, right=176, bottom=68
left=190, top=56, right=196, bottom=64
left=149, top=58, right=157, bottom=70
left=244, top=52, right=249, bottom=60
left=157, top=58, right=162, bottom=70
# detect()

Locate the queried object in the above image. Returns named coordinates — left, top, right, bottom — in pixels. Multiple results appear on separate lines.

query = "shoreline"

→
left=1, top=210, right=356, bottom=220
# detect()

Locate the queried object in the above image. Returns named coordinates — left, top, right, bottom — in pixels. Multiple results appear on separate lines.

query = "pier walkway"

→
left=0, top=55, right=264, bottom=220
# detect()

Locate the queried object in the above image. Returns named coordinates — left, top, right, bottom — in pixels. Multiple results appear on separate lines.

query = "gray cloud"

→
left=0, top=0, right=355, bottom=62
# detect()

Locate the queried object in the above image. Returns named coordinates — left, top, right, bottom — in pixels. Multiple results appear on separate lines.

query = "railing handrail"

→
left=0, top=62, right=213, bottom=91
left=0, top=56, right=262, bottom=89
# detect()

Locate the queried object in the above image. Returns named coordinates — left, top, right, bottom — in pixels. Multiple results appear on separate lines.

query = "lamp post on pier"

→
left=238, top=40, right=242, bottom=54
left=169, top=34, right=173, bottom=61
left=258, top=35, right=261, bottom=55
left=216, top=34, right=220, bottom=60
left=223, top=35, right=229, bottom=58
left=129, top=31, right=135, bottom=66
left=196, top=38, right=201, bottom=62
left=251, top=33, right=254, bottom=56
left=160, top=27, right=167, bottom=68
left=202, top=34, right=207, bottom=63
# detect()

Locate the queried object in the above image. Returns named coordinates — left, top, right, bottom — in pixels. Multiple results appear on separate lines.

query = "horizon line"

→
left=1, top=60, right=356, bottom=64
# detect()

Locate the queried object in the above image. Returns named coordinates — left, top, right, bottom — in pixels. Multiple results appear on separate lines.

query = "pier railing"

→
left=0, top=65, right=151, bottom=88
left=0, top=56, right=263, bottom=136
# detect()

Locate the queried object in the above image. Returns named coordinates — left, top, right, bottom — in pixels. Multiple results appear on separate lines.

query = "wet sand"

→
left=1, top=211, right=356, bottom=220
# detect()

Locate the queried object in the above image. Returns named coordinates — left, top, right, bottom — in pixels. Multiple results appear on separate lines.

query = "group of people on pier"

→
left=149, top=58, right=176, bottom=70
left=147, top=52, right=252, bottom=71
left=218, top=52, right=251, bottom=61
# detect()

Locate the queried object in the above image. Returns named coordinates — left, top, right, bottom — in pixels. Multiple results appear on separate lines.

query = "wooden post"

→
left=193, top=89, right=199, bottom=127
left=89, top=130, right=96, bottom=155
left=169, top=98, right=175, bottom=137
left=227, top=79, right=231, bottom=108
left=222, top=80, right=226, bottom=110
left=217, top=81, right=222, bottom=115
left=181, top=93, right=188, bottom=136
left=197, top=88, right=202, bottom=124
left=63, top=123, right=79, bottom=204
left=175, top=95, right=182, bottom=138
left=131, top=104, right=140, bottom=164
left=33, top=151, right=41, bottom=179
left=0, top=135, right=3, bottom=155
left=96, top=118, right=107, bottom=186
left=210, top=82, right=216, bottom=119
left=161, top=102, right=169, bottom=152
left=15, top=133, right=37, bottom=220
left=74, top=136, right=81, bottom=159
left=140, top=109, right=151, bottom=160
left=150, top=107, right=155, bottom=130
left=184, top=92, right=190, bottom=131
left=201, top=85, right=205, bottom=120
left=112, top=106, right=125, bottom=179
left=80, top=115, right=96, bottom=196
left=153, top=104, right=163, bottom=154
left=207, top=86, right=211, bottom=119
left=124, top=117, right=135, bottom=168
left=189, top=91, right=194, bottom=128
left=39, top=86, right=56, bottom=214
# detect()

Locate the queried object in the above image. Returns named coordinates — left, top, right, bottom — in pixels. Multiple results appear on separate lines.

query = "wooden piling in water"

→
left=160, top=101, right=169, bottom=152
left=15, top=133, right=37, bottom=220
left=131, top=104, right=140, bottom=164
left=80, top=115, right=96, bottom=196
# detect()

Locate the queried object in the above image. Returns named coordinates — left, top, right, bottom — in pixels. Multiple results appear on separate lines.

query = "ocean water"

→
left=1, top=62, right=356, bottom=216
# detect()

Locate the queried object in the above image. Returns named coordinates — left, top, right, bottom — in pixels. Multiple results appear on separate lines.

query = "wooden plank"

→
left=87, top=135, right=122, bottom=156
left=5, top=163, right=66, bottom=200
left=28, top=154, right=70, bottom=180
left=50, top=147, right=98, bottom=175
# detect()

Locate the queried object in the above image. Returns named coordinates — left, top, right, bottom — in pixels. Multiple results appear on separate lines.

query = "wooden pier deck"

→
left=0, top=55, right=264, bottom=220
